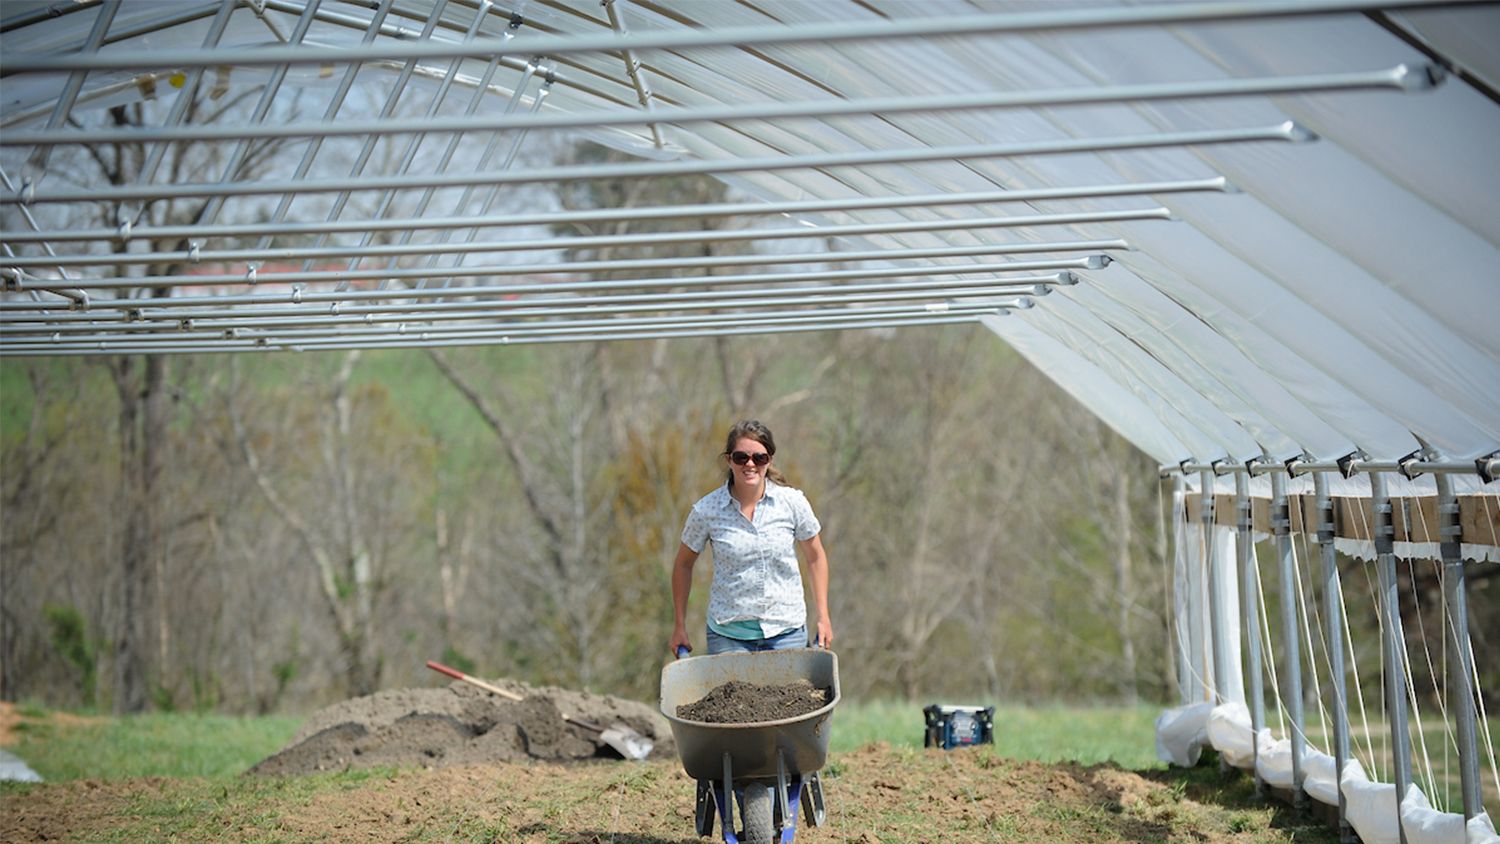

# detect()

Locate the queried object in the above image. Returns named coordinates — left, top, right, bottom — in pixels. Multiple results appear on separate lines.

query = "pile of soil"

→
left=676, top=679, right=831, bottom=724
left=248, top=677, right=674, bottom=776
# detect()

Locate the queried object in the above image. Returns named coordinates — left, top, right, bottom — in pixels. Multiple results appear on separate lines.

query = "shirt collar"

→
left=721, top=478, right=779, bottom=508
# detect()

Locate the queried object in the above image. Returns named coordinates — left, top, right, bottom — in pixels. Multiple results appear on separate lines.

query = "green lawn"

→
left=6, top=700, right=1163, bottom=782
left=7, top=709, right=302, bottom=781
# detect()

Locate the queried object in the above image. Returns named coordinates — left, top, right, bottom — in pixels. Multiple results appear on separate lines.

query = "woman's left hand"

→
left=814, top=617, right=833, bottom=649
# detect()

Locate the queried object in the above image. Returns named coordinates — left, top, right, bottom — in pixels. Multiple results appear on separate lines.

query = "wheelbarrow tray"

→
left=660, top=649, right=840, bottom=782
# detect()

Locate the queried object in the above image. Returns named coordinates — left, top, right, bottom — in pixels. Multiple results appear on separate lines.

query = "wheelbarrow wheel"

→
left=694, top=780, right=715, bottom=837
left=740, top=781, right=774, bottom=844
left=800, top=770, right=826, bottom=827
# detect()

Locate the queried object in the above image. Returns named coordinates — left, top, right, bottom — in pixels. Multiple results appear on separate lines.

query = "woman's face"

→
left=727, top=436, right=772, bottom=488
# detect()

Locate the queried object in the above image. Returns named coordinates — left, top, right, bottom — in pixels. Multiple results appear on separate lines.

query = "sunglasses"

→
left=729, top=450, right=772, bottom=467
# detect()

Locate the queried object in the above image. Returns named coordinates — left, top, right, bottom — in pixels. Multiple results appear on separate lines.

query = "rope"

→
left=1349, top=496, right=1387, bottom=782
left=1290, top=528, right=1331, bottom=755
left=1401, top=555, right=1443, bottom=811
left=1254, top=539, right=1290, bottom=739
left=1408, top=503, right=1455, bottom=811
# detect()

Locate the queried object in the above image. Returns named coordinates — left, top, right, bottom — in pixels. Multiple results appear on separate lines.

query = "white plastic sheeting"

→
left=1155, top=702, right=1499, bottom=844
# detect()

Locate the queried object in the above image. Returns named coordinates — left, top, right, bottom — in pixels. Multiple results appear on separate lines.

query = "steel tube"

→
left=0, top=283, right=1041, bottom=333
left=1171, top=459, right=1488, bottom=476
left=0, top=177, right=1228, bottom=243
left=1271, top=472, right=1307, bottom=808
left=3, top=0, right=1481, bottom=73
left=8, top=256, right=1103, bottom=303
left=0, top=312, right=992, bottom=357
left=1435, top=473, right=1484, bottom=821
left=1236, top=472, right=1266, bottom=797
left=1, top=302, right=1007, bottom=346
left=1370, top=471, right=1413, bottom=844
left=0, top=65, right=1436, bottom=147
left=0, top=211, right=1168, bottom=269
left=1314, top=472, right=1354, bottom=842
left=1202, top=471, right=1229, bottom=705
left=23, top=0, right=120, bottom=174
left=1, top=124, right=1306, bottom=205
left=1, top=274, right=1057, bottom=324
left=14, top=242, right=1120, bottom=288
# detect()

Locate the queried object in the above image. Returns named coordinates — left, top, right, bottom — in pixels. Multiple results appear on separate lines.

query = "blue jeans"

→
left=706, top=625, right=808, bottom=654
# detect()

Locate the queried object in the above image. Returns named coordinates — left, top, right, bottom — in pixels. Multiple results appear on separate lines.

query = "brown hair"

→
left=723, top=419, right=788, bottom=487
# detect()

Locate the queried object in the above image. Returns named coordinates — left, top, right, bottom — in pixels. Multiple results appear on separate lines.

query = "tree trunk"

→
left=1113, top=468, right=1139, bottom=704
left=112, top=353, right=166, bottom=713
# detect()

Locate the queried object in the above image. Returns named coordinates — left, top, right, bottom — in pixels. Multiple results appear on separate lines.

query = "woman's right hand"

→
left=668, top=625, right=692, bottom=657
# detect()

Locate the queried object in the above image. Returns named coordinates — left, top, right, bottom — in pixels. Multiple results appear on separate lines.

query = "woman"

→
left=668, top=420, right=833, bottom=655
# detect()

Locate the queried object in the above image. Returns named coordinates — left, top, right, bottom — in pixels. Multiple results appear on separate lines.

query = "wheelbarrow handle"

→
left=675, top=646, right=690, bottom=659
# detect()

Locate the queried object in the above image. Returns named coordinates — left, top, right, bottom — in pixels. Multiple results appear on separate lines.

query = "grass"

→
left=832, top=699, right=1166, bottom=769
left=6, top=710, right=301, bottom=781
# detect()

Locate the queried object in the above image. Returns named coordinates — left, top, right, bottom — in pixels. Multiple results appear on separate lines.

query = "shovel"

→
left=424, top=660, right=653, bottom=761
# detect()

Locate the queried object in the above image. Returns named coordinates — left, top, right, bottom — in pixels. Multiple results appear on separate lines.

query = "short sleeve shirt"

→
left=681, top=480, right=822, bottom=636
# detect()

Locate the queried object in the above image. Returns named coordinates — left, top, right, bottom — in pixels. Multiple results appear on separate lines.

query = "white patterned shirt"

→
left=680, top=480, right=822, bottom=637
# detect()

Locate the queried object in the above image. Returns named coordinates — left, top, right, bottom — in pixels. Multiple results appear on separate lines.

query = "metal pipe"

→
left=1370, top=471, right=1413, bottom=844
left=0, top=64, right=1438, bottom=147
left=1, top=124, right=1307, bottom=205
left=1201, top=471, right=1228, bottom=705
left=4, top=0, right=1483, bottom=73
left=23, top=0, right=120, bottom=174
left=19, top=243, right=1119, bottom=288
left=1236, top=472, right=1266, bottom=797
left=1314, top=472, right=1354, bottom=842
left=1434, top=472, right=1483, bottom=821
left=9, top=256, right=1103, bottom=301
left=0, top=279, right=1045, bottom=331
left=601, top=0, right=665, bottom=149
left=1172, top=459, right=1488, bottom=476
left=1, top=0, right=101, bottom=33
left=196, top=0, right=324, bottom=228
left=1271, top=472, right=1306, bottom=808
left=335, top=0, right=496, bottom=273
left=1, top=301, right=1008, bottom=347
left=0, top=274, right=1052, bottom=324
left=0, top=168, right=84, bottom=304
left=122, top=0, right=237, bottom=220
left=1, top=210, right=1168, bottom=269
left=379, top=19, right=516, bottom=259
left=256, top=0, right=398, bottom=245
left=0, top=311, right=993, bottom=357
left=0, top=177, right=1228, bottom=243
left=303, top=0, right=449, bottom=251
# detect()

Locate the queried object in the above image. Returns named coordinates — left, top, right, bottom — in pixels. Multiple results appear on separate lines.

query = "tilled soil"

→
left=1, top=743, right=1338, bottom=843
left=676, top=679, right=832, bottom=724
left=247, top=677, right=674, bottom=775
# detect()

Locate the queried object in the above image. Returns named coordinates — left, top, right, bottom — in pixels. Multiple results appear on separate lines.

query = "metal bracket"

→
left=1397, top=449, right=1426, bottom=481
left=1336, top=452, right=1362, bottom=479
left=1478, top=453, right=1498, bottom=485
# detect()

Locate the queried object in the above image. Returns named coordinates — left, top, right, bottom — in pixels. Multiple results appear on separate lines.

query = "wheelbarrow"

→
left=660, top=649, right=840, bottom=844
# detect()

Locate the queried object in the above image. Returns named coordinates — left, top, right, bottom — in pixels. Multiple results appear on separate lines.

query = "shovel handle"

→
left=424, top=660, right=524, bottom=702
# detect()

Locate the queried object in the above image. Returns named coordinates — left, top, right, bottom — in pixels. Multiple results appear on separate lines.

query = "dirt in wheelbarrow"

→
left=676, top=678, right=832, bottom=723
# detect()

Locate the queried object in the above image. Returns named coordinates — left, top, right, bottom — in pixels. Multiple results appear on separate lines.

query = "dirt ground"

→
left=3, top=742, right=1333, bottom=843
left=250, top=677, right=676, bottom=775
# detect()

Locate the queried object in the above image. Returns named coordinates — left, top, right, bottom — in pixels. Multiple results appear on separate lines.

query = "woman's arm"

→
left=668, top=542, right=700, bottom=655
left=800, top=534, right=833, bottom=648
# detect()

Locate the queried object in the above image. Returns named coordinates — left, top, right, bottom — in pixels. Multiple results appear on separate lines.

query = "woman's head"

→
left=722, top=419, right=785, bottom=488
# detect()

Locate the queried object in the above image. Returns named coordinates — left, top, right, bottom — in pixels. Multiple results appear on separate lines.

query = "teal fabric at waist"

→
left=708, top=618, right=766, bottom=640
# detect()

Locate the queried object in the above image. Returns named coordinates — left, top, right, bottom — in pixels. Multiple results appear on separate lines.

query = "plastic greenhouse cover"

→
left=1, top=0, right=1497, bottom=476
